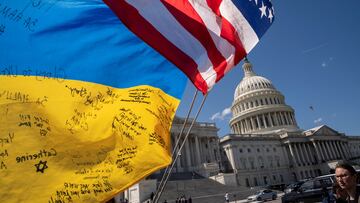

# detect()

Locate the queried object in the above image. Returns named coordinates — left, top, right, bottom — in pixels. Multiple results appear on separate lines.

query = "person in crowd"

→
left=333, top=161, right=359, bottom=203
left=150, top=192, right=154, bottom=201
left=321, top=185, right=336, bottom=203
left=224, top=192, right=229, bottom=203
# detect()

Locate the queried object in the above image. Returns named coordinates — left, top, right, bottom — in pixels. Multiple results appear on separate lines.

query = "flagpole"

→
left=153, top=92, right=208, bottom=203
left=153, top=90, right=198, bottom=201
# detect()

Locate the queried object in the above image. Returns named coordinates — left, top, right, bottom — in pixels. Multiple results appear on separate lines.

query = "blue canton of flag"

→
left=233, top=0, right=275, bottom=39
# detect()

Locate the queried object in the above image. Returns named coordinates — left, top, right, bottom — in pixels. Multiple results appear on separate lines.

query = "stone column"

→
left=268, top=113, right=273, bottom=127
left=176, top=141, right=182, bottom=172
left=256, top=116, right=261, bottom=129
left=343, top=142, right=352, bottom=159
left=325, top=141, right=335, bottom=160
left=272, top=113, right=278, bottom=126
left=283, top=112, right=289, bottom=125
left=239, top=123, right=242, bottom=134
left=245, top=118, right=249, bottom=132
left=292, top=113, right=298, bottom=126
left=287, top=112, right=293, bottom=125
left=293, top=143, right=302, bottom=166
left=313, top=141, right=324, bottom=163
left=295, top=143, right=305, bottom=165
left=336, top=141, right=346, bottom=159
left=288, top=144, right=298, bottom=166
left=210, top=139, right=216, bottom=162
left=251, top=117, right=255, bottom=131
left=262, top=114, right=267, bottom=128
left=331, top=141, right=340, bottom=159
left=329, top=141, right=337, bottom=160
left=227, top=147, right=237, bottom=172
left=280, top=112, right=285, bottom=125
left=206, top=138, right=212, bottom=162
left=319, top=141, right=328, bottom=161
left=275, top=113, right=280, bottom=125
left=185, top=139, right=192, bottom=169
left=302, top=143, right=311, bottom=165
left=195, top=136, right=202, bottom=166
left=241, top=120, right=246, bottom=134
left=244, top=119, right=249, bottom=133
left=340, top=142, right=349, bottom=159
left=305, top=144, right=315, bottom=164
left=200, top=138, right=206, bottom=163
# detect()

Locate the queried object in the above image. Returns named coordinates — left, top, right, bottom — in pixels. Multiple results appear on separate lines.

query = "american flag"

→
left=104, top=0, right=274, bottom=94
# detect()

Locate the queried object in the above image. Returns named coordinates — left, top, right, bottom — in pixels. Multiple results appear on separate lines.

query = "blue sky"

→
left=176, top=0, right=360, bottom=137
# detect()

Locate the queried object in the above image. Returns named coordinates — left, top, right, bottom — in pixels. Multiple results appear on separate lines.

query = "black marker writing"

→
left=0, top=132, right=14, bottom=148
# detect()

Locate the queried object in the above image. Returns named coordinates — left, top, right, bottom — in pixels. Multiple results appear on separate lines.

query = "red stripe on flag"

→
left=220, top=18, right=247, bottom=64
left=161, top=0, right=228, bottom=83
left=205, top=1, right=247, bottom=64
left=103, top=0, right=209, bottom=94
left=206, top=0, right=222, bottom=16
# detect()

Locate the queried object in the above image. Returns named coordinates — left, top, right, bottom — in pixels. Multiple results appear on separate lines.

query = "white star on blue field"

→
left=177, top=0, right=360, bottom=137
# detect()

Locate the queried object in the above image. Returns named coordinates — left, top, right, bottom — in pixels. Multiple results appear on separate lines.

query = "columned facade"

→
left=169, top=117, right=222, bottom=177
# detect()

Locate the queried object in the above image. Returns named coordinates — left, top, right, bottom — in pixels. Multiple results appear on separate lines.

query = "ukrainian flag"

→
left=0, top=1, right=186, bottom=202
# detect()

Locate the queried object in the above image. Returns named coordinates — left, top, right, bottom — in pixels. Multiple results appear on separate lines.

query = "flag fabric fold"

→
left=105, top=0, right=275, bottom=94
left=0, top=0, right=274, bottom=202
left=0, top=1, right=187, bottom=202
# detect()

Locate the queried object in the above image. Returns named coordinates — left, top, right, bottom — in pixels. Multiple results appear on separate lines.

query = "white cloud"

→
left=210, top=107, right=232, bottom=121
left=210, top=112, right=221, bottom=121
left=314, top=118, right=323, bottom=124
left=321, top=62, right=327, bottom=67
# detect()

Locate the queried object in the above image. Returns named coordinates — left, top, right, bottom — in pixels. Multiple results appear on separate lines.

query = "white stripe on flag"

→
left=125, top=0, right=217, bottom=89
left=219, top=0, right=259, bottom=53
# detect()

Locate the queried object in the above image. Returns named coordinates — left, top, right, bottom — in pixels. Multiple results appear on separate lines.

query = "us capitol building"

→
left=221, top=59, right=360, bottom=187
left=118, top=61, right=360, bottom=203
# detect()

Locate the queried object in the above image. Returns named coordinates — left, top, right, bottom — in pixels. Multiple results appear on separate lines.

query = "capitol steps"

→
left=156, top=178, right=254, bottom=203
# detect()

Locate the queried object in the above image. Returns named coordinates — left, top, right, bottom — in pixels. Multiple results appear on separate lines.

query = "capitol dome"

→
left=234, top=75, right=275, bottom=99
left=230, top=59, right=299, bottom=134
